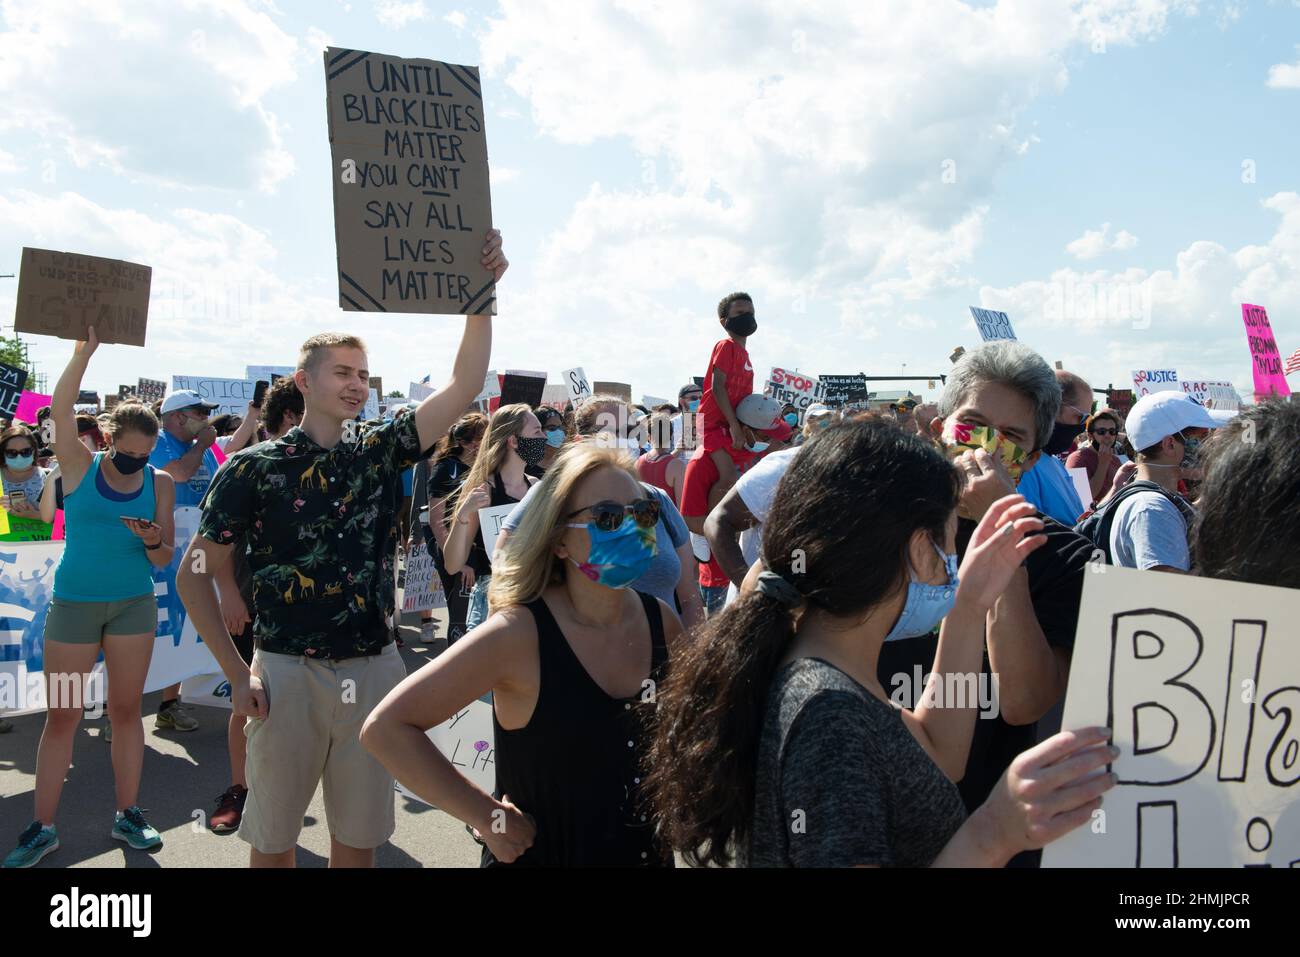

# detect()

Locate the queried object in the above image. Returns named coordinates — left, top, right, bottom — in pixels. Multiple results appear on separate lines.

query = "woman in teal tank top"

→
left=4, top=329, right=178, bottom=869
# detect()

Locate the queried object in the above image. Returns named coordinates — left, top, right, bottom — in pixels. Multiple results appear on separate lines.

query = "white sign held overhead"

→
left=1042, top=568, right=1300, bottom=868
left=171, top=376, right=255, bottom=417
left=1131, top=369, right=1180, bottom=398
left=969, top=307, right=1017, bottom=342
left=561, top=367, right=591, bottom=403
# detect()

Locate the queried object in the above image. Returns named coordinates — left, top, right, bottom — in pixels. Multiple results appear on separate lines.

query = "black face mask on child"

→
left=723, top=312, right=757, bottom=337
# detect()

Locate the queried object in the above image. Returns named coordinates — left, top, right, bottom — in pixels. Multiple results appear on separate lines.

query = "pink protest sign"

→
left=1241, top=304, right=1291, bottom=400
left=52, top=509, right=65, bottom=540
left=13, top=390, right=52, bottom=424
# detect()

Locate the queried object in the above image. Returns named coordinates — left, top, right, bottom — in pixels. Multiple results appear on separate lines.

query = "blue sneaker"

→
left=111, top=806, right=162, bottom=851
left=3, top=821, right=59, bottom=868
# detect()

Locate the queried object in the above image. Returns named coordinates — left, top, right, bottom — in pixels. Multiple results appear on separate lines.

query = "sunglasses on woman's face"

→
left=4, top=447, right=35, bottom=459
left=566, top=497, right=660, bottom=532
left=1091, top=427, right=1117, bottom=436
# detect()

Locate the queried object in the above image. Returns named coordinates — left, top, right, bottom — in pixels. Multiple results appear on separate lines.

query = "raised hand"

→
left=956, top=495, right=1046, bottom=611
left=74, top=325, right=100, bottom=360
left=480, top=228, right=508, bottom=282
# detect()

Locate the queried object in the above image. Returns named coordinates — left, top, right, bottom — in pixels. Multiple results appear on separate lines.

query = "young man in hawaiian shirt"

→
left=178, top=230, right=507, bottom=867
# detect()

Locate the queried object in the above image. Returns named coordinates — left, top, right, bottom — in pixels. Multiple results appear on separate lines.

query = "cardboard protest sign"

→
left=478, top=504, right=516, bottom=564
left=593, top=381, right=632, bottom=403
left=104, top=395, right=120, bottom=411
left=1131, top=369, right=1180, bottom=398
left=499, top=372, right=545, bottom=409
left=561, top=367, right=591, bottom=403
left=1240, top=304, right=1290, bottom=400
left=14, top=391, right=51, bottom=424
left=969, top=306, right=1016, bottom=342
left=368, top=376, right=384, bottom=400
left=0, top=362, right=28, bottom=419
left=764, top=367, right=824, bottom=422
left=1180, top=380, right=1240, bottom=412
left=819, top=373, right=867, bottom=408
left=14, top=248, right=152, bottom=346
left=1042, top=568, right=1300, bottom=868
left=136, top=378, right=166, bottom=404
left=245, top=365, right=294, bottom=381
left=324, top=47, right=495, bottom=315
left=171, top=376, right=255, bottom=417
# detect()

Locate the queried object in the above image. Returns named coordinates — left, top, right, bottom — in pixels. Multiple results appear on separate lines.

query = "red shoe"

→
left=210, top=785, right=248, bottom=833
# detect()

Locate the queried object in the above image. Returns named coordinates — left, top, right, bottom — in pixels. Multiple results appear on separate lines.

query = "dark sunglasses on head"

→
left=566, top=497, right=660, bottom=532
left=1091, top=427, right=1117, bottom=436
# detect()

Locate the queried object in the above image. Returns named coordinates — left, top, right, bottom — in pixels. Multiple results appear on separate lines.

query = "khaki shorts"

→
left=239, top=643, right=407, bottom=854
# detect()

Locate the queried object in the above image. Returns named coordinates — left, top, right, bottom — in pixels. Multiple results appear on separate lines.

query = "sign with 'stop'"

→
left=764, top=367, right=824, bottom=422
left=324, top=48, right=495, bottom=316
left=1042, top=568, right=1300, bottom=868
left=14, top=248, right=152, bottom=347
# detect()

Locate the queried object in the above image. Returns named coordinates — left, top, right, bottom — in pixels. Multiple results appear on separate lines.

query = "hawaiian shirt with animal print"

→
left=197, top=412, right=430, bottom=659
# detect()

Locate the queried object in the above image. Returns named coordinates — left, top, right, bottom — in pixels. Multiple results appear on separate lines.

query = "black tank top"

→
left=481, top=591, right=672, bottom=868
left=467, top=471, right=524, bottom=577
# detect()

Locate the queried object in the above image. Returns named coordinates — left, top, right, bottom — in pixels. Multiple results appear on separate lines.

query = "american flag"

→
left=1286, top=348, right=1300, bottom=376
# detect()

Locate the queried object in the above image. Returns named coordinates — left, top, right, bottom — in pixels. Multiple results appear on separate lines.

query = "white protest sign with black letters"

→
left=171, top=375, right=255, bottom=417
left=1042, top=567, right=1300, bottom=868
left=969, top=306, right=1017, bottom=342
left=478, top=504, right=516, bottom=564
left=396, top=695, right=496, bottom=802
left=1131, top=369, right=1180, bottom=398
left=562, top=367, right=591, bottom=403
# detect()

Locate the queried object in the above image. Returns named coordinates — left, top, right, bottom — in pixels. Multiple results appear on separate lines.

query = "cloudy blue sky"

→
left=1, top=0, right=1297, bottom=405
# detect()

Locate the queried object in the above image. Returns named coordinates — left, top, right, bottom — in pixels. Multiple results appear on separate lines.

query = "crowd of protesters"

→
left=3, top=250, right=1297, bottom=868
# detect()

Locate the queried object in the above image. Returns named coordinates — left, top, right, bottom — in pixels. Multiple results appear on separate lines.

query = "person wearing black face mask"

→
left=1014, top=369, right=1092, bottom=524
left=4, top=328, right=178, bottom=869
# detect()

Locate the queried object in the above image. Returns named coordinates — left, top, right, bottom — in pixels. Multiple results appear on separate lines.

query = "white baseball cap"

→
left=805, top=403, right=832, bottom=419
left=160, top=390, right=219, bottom=415
left=1126, top=391, right=1221, bottom=451
left=736, top=394, right=793, bottom=440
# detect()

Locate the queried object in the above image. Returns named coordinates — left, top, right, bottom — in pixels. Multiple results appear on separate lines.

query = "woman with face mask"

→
left=531, top=406, right=568, bottom=478
left=442, top=404, right=546, bottom=635
left=418, top=411, right=487, bottom=646
left=361, top=443, right=684, bottom=866
left=0, top=424, right=51, bottom=530
left=4, top=328, right=178, bottom=869
left=646, top=418, right=1117, bottom=868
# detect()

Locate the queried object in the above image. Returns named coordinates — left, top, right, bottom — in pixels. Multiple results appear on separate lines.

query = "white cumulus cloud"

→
left=1066, top=222, right=1140, bottom=259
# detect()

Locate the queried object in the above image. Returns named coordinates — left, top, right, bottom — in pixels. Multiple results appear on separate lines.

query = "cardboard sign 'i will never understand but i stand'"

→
left=324, top=48, right=495, bottom=316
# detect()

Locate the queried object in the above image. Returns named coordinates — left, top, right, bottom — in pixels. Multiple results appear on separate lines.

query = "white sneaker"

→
left=420, top=621, right=437, bottom=643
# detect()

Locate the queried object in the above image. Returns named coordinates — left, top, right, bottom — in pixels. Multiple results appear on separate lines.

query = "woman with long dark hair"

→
left=442, top=404, right=545, bottom=636
left=1193, top=400, right=1300, bottom=589
left=647, top=418, right=1116, bottom=867
left=419, top=411, right=487, bottom=645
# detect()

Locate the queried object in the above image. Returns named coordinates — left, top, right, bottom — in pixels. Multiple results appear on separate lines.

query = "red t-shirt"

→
left=698, top=339, right=752, bottom=434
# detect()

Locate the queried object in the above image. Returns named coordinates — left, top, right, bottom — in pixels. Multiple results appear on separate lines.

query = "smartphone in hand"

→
left=253, top=380, right=270, bottom=407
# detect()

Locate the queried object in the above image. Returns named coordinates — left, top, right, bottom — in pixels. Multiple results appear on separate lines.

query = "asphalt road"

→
left=0, top=607, right=481, bottom=869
